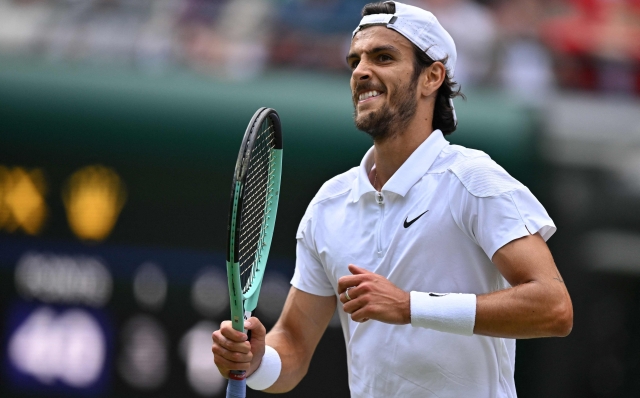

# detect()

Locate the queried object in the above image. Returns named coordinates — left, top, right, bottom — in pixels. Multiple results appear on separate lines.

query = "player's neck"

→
left=371, top=116, right=434, bottom=190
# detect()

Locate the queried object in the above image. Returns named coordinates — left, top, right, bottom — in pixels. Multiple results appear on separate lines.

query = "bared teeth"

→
left=358, top=90, right=381, bottom=101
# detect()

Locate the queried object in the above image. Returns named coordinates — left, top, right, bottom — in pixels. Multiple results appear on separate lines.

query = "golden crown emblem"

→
left=62, top=165, right=127, bottom=242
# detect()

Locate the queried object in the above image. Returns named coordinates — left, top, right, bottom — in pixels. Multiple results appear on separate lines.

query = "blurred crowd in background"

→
left=1, top=0, right=639, bottom=96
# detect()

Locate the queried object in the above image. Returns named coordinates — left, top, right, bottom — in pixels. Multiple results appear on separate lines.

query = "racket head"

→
left=226, top=107, right=283, bottom=331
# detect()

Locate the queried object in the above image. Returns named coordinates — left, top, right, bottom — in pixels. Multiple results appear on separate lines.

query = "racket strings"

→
left=239, top=149, right=274, bottom=287
left=240, top=170, right=276, bottom=234
left=238, top=164, right=276, bottom=277
left=238, top=121, right=277, bottom=291
left=239, top=130, right=274, bottom=235
left=238, top=173, right=276, bottom=252
left=242, top=136, right=275, bottom=194
left=239, top=136, right=274, bottom=240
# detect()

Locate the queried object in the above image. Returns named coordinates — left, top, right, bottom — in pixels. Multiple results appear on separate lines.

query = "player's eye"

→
left=378, top=54, right=392, bottom=62
left=349, top=60, right=359, bottom=69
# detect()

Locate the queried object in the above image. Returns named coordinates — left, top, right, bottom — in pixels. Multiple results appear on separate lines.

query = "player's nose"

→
left=352, top=60, right=372, bottom=81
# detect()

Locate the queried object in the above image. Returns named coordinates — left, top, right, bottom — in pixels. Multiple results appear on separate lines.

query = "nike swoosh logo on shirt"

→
left=403, top=210, right=429, bottom=228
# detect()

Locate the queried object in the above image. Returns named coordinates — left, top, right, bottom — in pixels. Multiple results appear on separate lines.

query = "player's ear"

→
left=420, top=62, right=446, bottom=98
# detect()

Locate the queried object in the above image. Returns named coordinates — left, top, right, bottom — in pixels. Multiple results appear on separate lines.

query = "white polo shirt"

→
left=291, top=130, right=555, bottom=398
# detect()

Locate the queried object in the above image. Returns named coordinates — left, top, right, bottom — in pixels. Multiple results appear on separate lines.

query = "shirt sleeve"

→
left=448, top=156, right=556, bottom=260
left=290, top=205, right=335, bottom=297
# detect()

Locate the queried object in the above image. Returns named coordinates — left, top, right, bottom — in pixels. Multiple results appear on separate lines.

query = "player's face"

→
left=347, top=26, right=419, bottom=140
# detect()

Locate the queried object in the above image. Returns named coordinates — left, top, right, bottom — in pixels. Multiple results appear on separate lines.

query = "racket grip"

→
left=226, top=373, right=247, bottom=398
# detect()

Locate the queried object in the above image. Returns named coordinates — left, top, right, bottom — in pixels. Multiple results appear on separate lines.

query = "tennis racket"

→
left=225, top=107, right=283, bottom=398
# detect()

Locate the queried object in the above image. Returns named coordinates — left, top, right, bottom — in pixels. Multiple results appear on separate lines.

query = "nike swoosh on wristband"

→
left=403, top=210, right=429, bottom=228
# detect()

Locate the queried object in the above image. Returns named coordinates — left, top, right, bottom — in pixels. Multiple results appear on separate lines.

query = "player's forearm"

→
left=261, top=327, right=312, bottom=393
left=253, top=288, right=335, bottom=393
left=473, top=280, right=573, bottom=338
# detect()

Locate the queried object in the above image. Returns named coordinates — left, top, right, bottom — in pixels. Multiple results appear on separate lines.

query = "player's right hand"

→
left=212, top=317, right=266, bottom=379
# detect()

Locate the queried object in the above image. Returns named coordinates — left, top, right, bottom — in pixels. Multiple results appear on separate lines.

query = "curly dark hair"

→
left=360, top=2, right=464, bottom=135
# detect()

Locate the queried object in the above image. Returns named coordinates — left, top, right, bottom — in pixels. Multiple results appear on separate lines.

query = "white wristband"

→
left=246, top=345, right=281, bottom=390
left=410, top=291, right=476, bottom=336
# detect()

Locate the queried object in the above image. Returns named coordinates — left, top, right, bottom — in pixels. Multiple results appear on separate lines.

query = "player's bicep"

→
left=491, top=233, right=562, bottom=287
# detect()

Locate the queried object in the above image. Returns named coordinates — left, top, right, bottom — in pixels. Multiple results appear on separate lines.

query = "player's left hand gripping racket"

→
left=226, top=108, right=283, bottom=398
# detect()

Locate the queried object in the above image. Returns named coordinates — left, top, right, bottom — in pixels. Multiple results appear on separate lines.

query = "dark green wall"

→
left=0, top=60, right=539, bottom=256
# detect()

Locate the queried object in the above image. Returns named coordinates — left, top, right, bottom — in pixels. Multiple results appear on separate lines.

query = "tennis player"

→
left=213, top=2, right=573, bottom=396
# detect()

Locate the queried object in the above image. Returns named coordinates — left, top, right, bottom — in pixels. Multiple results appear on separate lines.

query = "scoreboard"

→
left=0, top=236, right=299, bottom=397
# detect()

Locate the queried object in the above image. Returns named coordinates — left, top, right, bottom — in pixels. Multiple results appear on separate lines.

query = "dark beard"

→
left=353, top=80, right=417, bottom=141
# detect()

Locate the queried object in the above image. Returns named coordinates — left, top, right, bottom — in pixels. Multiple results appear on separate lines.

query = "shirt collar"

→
left=350, top=130, right=449, bottom=202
